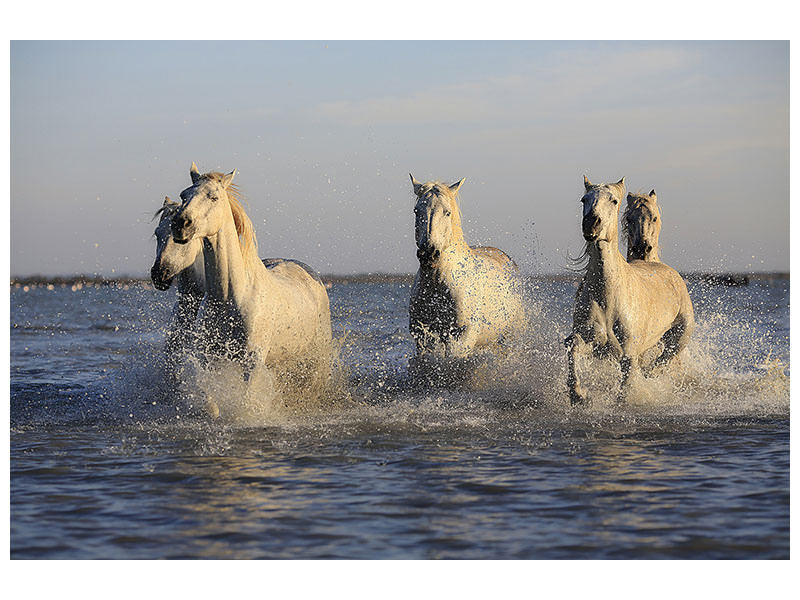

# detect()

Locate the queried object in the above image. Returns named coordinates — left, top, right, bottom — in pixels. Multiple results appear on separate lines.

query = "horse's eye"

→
left=653, top=217, right=658, bottom=222
left=611, top=199, right=618, bottom=205
left=444, top=210, right=451, bottom=217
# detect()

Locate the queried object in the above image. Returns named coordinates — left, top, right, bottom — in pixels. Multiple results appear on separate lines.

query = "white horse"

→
left=408, top=175, right=525, bottom=362
left=151, top=196, right=298, bottom=355
left=565, top=176, right=694, bottom=404
left=151, top=196, right=205, bottom=355
left=169, top=163, right=332, bottom=392
left=623, top=190, right=661, bottom=262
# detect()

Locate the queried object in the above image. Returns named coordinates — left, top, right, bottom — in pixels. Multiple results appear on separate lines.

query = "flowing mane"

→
left=440, top=183, right=464, bottom=237
left=200, top=172, right=261, bottom=273
left=567, top=241, right=592, bottom=273
left=153, top=202, right=179, bottom=223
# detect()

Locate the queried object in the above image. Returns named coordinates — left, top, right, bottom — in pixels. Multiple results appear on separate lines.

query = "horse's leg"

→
left=638, top=341, right=665, bottom=375
left=206, top=397, right=221, bottom=419
left=565, top=332, right=589, bottom=405
left=408, top=319, right=431, bottom=384
left=449, top=324, right=478, bottom=359
left=618, top=352, right=639, bottom=403
left=316, top=346, right=332, bottom=392
left=654, top=313, right=694, bottom=368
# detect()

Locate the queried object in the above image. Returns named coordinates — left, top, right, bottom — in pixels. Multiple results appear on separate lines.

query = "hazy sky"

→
left=10, top=41, right=788, bottom=276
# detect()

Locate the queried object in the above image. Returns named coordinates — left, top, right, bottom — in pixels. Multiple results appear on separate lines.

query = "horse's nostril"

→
left=171, top=215, right=192, bottom=238
left=150, top=264, right=172, bottom=290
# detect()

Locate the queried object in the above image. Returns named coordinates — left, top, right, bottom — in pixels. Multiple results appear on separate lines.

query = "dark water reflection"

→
left=11, top=418, right=788, bottom=559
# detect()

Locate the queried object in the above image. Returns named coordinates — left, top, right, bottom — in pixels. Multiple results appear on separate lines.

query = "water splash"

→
left=14, top=279, right=788, bottom=434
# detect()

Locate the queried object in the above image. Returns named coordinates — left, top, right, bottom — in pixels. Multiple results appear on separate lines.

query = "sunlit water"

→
left=10, top=277, right=789, bottom=558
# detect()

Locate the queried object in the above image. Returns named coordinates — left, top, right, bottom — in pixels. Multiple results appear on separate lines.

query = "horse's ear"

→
left=410, top=173, right=423, bottom=196
left=611, top=177, right=626, bottom=197
left=163, top=196, right=178, bottom=207
left=649, top=189, right=657, bottom=198
left=449, top=178, right=465, bottom=194
left=626, top=193, right=634, bottom=204
left=190, top=162, right=201, bottom=184
left=221, top=169, right=236, bottom=189
left=583, top=175, right=593, bottom=191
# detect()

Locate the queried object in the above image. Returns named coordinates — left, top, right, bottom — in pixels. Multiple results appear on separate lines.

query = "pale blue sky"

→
left=10, top=41, right=789, bottom=275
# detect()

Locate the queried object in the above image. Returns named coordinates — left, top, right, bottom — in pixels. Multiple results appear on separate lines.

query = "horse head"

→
left=171, top=162, right=237, bottom=244
left=151, top=196, right=203, bottom=291
left=410, top=174, right=465, bottom=265
left=624, top=190, right=661, bottom=261
left=580, top=175, right=625, bottom=244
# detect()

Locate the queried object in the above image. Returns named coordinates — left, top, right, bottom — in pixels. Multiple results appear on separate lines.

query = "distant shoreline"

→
left=9, top=271, right=789, bottom=288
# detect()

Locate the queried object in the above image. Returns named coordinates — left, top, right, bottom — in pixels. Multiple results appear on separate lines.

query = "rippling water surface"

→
left=10, top=277, right=790, bottom=558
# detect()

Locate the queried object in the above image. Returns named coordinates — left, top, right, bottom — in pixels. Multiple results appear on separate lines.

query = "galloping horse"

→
left=169, top=163, right=332, bottom=391
left=408, top=175, right=525, bottom=361
left=150, top=196, right=205, bottom=354
left=151, top=196, right=313, bottom=356
left=623, top=190, right=662, bottom=262
left=565, top=176, right=694, bottom=404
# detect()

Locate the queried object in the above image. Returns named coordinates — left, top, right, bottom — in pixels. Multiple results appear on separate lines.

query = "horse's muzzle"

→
left=582, top=215, right=601, bottom=241
left=151, top=264, right=173, bottom=291
left=629, top=242, right=652, bottom=260
left=171, top=216, right=194, bottom=244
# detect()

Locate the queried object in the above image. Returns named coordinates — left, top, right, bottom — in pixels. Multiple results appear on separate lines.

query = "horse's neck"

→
left=172, top=263, right=204, bottom=325
left=176, top=254, right=205, bottom=298
left=586, top=237, right=626, bottom=298
left=202, top=217, right=253, bottom=304
left=450, top=225, right=467, bottom=249
left=625, top=236, right=636, bottom=262
left=432, top=238, right=471, bottom=279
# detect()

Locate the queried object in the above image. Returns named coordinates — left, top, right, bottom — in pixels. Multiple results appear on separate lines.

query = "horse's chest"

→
left=198, top=299, right=249, bottom=357
left=411, top=277, right=461, bottom=340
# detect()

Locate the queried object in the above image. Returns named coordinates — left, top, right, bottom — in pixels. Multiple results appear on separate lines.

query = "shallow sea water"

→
left=10, top=277, right=790, bottom=558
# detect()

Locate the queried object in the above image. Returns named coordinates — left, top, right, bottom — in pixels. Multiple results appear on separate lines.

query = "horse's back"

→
left=263, top=257, right=330, bottom=321
left=256, top=258, right=332, bottom=356
left=628, top=260, right=686, bottom=292
left=470, top=246, right=518, bottom=271
left=627, top=260, right=694, bottom=320
left=261, top=257, right=324, bottom=286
